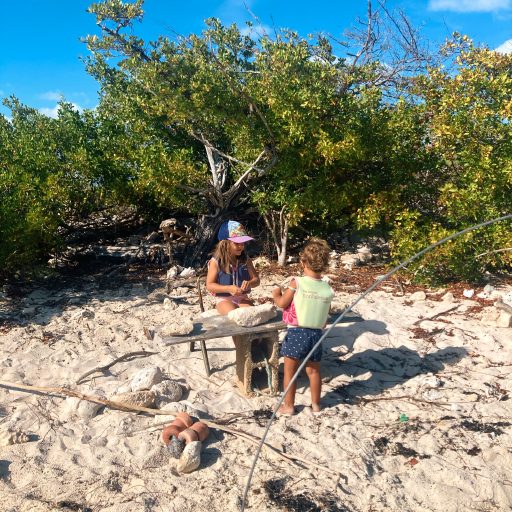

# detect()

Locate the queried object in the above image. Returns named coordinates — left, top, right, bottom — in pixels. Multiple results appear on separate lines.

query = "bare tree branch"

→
left=475, top=248, right=512, bottom=258
left=96, top=22, right=152, bottom=63
left=189, top=131, right=272, bottom=176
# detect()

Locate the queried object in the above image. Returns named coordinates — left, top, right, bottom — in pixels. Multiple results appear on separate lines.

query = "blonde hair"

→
left=213, top=240, right=247, bottom=272
left=300, top=238, right=330, bottom=273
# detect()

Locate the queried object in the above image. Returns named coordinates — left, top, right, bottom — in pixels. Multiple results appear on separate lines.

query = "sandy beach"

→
left=1, top=260, right=511, bottom=512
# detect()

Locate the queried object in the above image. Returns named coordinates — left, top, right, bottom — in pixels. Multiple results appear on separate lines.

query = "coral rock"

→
left=152, top=380, right=183, bottom=404
left=130, top=367, right=164, bottom=392
left=227, top=303, right=276, bottom=327
left=410, top=291, right=427, bottom=302
left=111, top=391, right=156, bottom=408
left=160, top=319, right=194, bottom=336
left=0, top=428, right=30, bottom=447
left=497, top=311, right=512, bottom=328
left=176, top=441, right=202, bottom=473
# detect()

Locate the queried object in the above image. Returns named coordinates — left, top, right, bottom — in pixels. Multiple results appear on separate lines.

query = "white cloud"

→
left=495, top=38, right=512, bottom=53
left=39, top=91, right=64, bottom=101
left=70, top=91, right=90, bottom=102
left=39, top=103, right=83, bottom=119
left=240, top=24, right=273, bottom=37
left=216, top=0, right=269, bottom=32
left=428, top=0, right=511, bottom=12
left=38, top=105, right=60, bottom=118
left=218, top=0, right=254, bottom=14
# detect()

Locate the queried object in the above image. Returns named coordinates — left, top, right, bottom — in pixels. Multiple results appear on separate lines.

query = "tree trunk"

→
left=276, top=218, right=289, bottom=266
left=183, top=214, right=225, bottom=268
left=264, top=208, right=289, bottom=267
left=277, top=240, right=287, bottom=266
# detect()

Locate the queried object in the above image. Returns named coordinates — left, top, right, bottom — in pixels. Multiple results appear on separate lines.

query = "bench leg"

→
left=189, top=340, right=210, bottom=376
left=233, top=333, right=279, bottom=396
left=200, top=340, right=211, bottom=376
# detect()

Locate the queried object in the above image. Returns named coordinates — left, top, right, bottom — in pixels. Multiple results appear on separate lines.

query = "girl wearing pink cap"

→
left=206, top=220, right=260, bottom=314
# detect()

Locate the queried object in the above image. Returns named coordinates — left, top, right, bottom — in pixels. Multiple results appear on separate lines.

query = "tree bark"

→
left=183, top=214, right=225, bottom=267
left=264, top=208, right=289, bottom=267
left=277, top=215, right=289, bottom=266
left=182, top=140, right=271, bottom=267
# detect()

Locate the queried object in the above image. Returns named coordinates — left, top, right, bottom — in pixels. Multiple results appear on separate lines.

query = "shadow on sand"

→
left=278, top=316, right=468, bottom=408
left=322, top=340, right=468, bottom=407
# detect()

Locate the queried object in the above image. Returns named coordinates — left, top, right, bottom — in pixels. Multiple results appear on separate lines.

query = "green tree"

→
left=85, top=2, right=278, bottom=263
left=358, top=35, right=512, bottom=281
left=85, top=1, right=428, bottom=265
left=0, top=98, right=116, bottom=272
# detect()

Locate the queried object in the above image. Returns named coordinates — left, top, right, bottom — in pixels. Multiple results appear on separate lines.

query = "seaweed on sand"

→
left=263, top=478, right=351, bottom=512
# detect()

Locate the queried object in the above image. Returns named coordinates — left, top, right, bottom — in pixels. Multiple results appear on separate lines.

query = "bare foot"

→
left=277, top=404, right=295, bottom=416
left=311, top=403, right=322, bottom=413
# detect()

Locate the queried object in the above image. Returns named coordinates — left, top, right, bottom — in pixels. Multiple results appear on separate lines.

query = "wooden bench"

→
left=159, top=310, right=360, bottom=396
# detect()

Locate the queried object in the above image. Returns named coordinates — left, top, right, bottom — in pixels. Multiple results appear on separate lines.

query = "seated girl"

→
left=206, top=220, right=260, bottom=315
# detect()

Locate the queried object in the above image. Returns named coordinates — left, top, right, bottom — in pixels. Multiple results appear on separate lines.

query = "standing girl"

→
left=206, top=220, right=260, bottom=315
left=272, top=238, right=334, bottom=415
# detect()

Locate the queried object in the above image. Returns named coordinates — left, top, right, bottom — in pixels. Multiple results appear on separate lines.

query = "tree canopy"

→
left=0, top=1, right=510, bottom=281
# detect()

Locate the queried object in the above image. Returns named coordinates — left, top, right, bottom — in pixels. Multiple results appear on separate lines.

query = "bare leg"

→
left=216, top=300, right=238, bottom=315
left=305, top=361, right=321, bottom=412
left=216, top=298, right=253, bottom=314
left=278, top=357, right=300, bottom=416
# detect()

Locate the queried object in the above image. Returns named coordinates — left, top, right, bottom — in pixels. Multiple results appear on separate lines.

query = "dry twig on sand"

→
left=413, top=305, right=460, bottom=326
left=75, top=350, right=158, bottom=384
left=0, top=380, right=345, bottom=483
left=0, top=381, right=165, bottom=414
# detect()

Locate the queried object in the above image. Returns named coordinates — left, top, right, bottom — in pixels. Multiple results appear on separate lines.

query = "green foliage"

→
left=251, top=34, right=391, bottom=234
left=357, top=35, right=512, bottom=281
left=0, top=98, right=123, bottom=272
left=1, top=3, right=511, bottom=283
left=84, top=10, right=276, bottom=218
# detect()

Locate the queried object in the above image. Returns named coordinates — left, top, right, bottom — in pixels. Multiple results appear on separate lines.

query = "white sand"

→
left=0, top=270, right=511, bottom=511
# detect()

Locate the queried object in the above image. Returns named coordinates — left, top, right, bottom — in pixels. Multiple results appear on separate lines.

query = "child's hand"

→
left=240, top=280, right=250, bottom=292
left=272, top=287, right=282, bottom=299
left=230, top=285, right=243, bottom=296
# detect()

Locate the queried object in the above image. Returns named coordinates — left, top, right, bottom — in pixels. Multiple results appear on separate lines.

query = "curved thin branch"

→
left=475, top=247, right=512, bottom=258
left=0, top=380, right=344, bottom=480
left=232, top=150, right=269, bottom=185
left=76, top=351, right=157, bottom=384
left=189, top=131, right=273, bottom=176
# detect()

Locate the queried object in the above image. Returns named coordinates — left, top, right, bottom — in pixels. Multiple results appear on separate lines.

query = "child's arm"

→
left=206, top=259, right=242, bottom=296
left=272, top=278, right=296, bottom=309
left=240, top=258, right=260, bottom=292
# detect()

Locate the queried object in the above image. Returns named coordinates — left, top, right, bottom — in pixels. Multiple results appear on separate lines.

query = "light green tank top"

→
left=294, top=276, right=334, bottom=329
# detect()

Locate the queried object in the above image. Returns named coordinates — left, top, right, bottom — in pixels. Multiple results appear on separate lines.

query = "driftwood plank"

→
left=159, top=311, right=362, bottom=345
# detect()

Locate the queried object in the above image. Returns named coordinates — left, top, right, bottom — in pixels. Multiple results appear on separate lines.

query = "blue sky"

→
left=1, top=0, right=512, bottom=118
